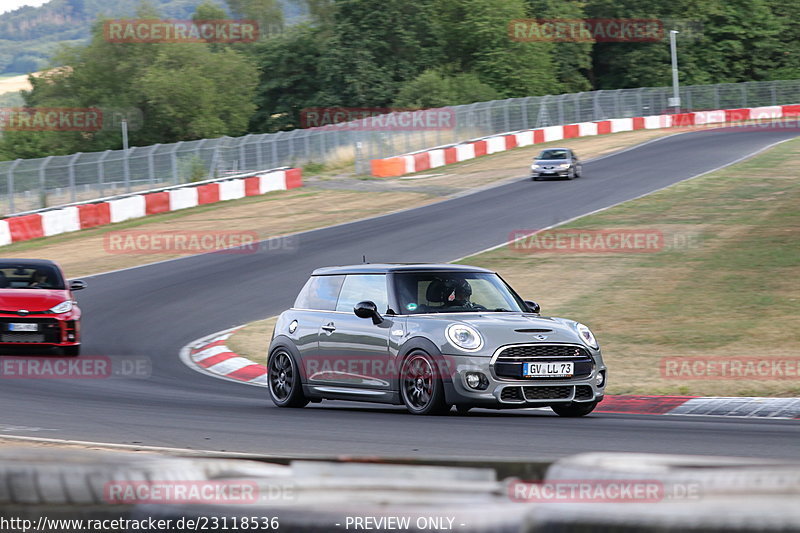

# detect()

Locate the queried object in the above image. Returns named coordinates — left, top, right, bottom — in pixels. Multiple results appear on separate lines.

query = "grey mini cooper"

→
left=267, top=264, right=606, bottom=416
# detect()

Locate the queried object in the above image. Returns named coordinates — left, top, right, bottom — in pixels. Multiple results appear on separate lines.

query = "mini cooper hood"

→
left=430, top=313, right=588, bottom=347
left=0, top=289, right=70, bottom=312
left=534, top=159, right=570, bottom=164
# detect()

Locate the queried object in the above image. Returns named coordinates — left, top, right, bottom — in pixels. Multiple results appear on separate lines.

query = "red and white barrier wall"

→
left=0, top=167, right=303, bottom=246
left=370, top=104, right=800, bottom=177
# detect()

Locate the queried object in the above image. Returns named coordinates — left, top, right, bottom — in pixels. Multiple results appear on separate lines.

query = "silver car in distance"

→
left=267, top=264, right=606, bottom=416
left=531, top=147, right=583, bottom=180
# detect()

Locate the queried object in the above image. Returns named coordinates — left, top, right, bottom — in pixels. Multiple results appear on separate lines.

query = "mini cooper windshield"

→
left=394, top=272, right=525, bottom=313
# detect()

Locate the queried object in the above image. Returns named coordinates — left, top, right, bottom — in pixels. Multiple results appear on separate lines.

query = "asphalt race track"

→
left=1, top=126, right=798, bottom=460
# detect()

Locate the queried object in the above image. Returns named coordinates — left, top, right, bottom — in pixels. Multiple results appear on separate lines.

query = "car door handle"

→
left=321, top=324, right=336, bottom=332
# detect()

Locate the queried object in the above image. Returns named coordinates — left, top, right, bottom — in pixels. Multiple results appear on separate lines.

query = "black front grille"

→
left=500, top=387, right=523, bottom=402
left=523, top=386, right=573, bottom=400
left=1, top=333, right=45, bottom=343
left=575, top=385, right=594, bottom=401
left=499, top=344, right=588, bottom=359
left=0, top=318, right=61, bottom=343
left=494, top=344, right=593, bottom=380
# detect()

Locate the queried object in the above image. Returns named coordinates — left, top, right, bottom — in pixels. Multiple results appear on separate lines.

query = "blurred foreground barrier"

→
left=524, top=452, right=800, bottom=532
left=1, top=447, right=799, bottom=532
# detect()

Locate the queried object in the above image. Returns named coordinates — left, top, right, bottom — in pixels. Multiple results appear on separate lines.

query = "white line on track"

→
left=452, top=136, right=797, bottom=261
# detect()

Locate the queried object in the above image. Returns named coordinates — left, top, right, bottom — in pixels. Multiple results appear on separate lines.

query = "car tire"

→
left=551, top=401, right=598, bottom=417
left=576, top=166, right=583, bottom=178
left=400, top=351, right=449, bottom=415
left=566, top=168, right=576, bottom=180
left=267, top=348, right=309, bottom=408
left=62, top=345, right=80, bottom=357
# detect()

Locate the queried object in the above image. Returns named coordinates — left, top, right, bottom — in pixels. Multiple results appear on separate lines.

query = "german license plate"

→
left=8, top=323, right=38, bottom=332
left=523, top=361, right=573, bottom=377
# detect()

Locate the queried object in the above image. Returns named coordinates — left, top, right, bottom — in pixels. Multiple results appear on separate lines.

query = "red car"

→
left=0, top=259, right=86, bottom=356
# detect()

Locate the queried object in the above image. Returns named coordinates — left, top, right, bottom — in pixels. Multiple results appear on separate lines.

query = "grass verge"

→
left=459, top=137, right=800, bottom=397
left=225, top=316, right=278, bottom=367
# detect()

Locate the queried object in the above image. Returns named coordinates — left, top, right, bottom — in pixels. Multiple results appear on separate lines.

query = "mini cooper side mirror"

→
left=354, top=300, right=383, bottom=325
left=524, top=300, right=540, bottom=314
left=69, top=280, right=87, bottom=291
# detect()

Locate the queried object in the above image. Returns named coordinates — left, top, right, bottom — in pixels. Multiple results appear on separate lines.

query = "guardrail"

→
left=371, top=104, right=800, bottom=176
left=0, top=166, right=302, bottom=247
left=2, top=79, right=799, bottom=215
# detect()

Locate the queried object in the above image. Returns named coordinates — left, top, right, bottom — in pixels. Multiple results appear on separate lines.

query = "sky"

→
left=1, top=0, right=50, bottom=15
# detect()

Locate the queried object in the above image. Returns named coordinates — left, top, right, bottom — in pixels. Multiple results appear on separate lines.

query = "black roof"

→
left=311, top=263, right=493, bottom=276
left=0, top=258, right=60, bottom=267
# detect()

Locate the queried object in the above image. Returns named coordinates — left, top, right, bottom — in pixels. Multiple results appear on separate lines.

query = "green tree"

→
left=392, top=69, right=499, bottom=108
left=225, top=0, right=284, bottom=37
left=434, top=0, right=561, bottom=98
left=526, top=0, right=592, bottom=92
left=586, top=0, right=787, bottom=88
left=193, top=0, right=228, bottom=21
left=134, top=46, right=257, bottom=140
left=0, top=2, right=259, bottom=160
left=765, top=0, right=800, bottom=79
left=248, top=23, right=330, bottom=132
left=301, top=0, right=337, bottom=28
left=316, top=0, right=445, bottom=107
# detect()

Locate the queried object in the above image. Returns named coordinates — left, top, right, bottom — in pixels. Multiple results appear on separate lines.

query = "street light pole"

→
left=122, top=119, right=131, bottom=193
left=669, top=30, right=681, bottom=111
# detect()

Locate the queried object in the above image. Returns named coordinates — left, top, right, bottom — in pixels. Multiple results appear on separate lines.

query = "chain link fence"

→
left=2, top=78, right=800, bottom=215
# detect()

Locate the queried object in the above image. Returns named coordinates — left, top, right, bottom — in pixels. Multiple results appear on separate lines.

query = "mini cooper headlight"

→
left=446, top=324, right=483, bottom=352
left=575, top=322, right=599, bottom=349
left=49, top=300, right=73, bottom=314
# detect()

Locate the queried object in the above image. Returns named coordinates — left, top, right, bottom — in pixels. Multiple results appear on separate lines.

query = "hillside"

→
left=0, top=0, right=303, bottom=75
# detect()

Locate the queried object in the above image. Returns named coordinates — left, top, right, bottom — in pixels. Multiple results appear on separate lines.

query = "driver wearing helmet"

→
left=441, top=278, right=475, bottom=308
